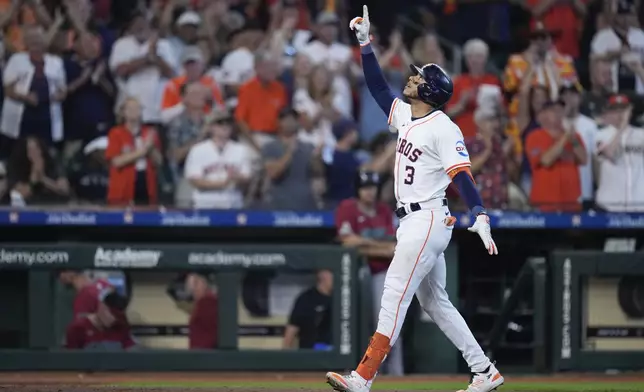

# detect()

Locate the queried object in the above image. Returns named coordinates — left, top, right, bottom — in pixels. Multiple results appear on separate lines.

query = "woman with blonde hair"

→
left=292, top=65, right=344, bottom=148
left=105, top=97, right=163, bottom=206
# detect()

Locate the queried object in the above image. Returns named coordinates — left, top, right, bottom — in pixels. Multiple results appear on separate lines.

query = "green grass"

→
left=110, top=380, right=644, bottom=392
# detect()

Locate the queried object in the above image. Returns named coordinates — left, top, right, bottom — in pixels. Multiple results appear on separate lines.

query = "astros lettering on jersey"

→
left=389, top=97, right=471, bottom=205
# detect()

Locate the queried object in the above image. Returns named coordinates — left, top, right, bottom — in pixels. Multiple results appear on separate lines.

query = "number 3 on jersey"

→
left=404, top=166, right=415, bottom=184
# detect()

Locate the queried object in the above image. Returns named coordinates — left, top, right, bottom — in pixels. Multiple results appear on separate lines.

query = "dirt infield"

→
left=0, top=371, right=643, bottom=392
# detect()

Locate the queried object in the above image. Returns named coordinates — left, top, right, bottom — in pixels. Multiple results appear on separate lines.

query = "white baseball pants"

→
left=371, top=270, right=404, bottom=375
left=375, top=206, right=491, bottom=373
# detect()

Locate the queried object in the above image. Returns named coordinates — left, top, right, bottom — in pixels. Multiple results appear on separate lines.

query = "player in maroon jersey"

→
left=334, top=171, right=403, bottom=375
left=59, top=271, right=135, bottom=350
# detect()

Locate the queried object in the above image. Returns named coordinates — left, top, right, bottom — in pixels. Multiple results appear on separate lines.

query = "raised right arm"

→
left=360, top=44, right=397, bottom=115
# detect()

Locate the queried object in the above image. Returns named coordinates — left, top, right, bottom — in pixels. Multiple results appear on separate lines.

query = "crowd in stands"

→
left=0, top=0, right=643, bottom=212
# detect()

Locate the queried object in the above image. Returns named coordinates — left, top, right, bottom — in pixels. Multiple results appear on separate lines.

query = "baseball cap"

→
left=182, top=46, right=204, bottom=64
left=529, top=21, right=555, bottom=39
left=83, top=136, right=108, bottom=155
left=332, top=118, right=358, bottom=140
left=316, top=11, right=339, bottom=25
left=539, top=99, right=565, bottom=111
left=616, top=0, right=634, bottom=14
left=473, top=107, right=497, bottom=124
left=356, top=171, right=380, bottom=188
left=278, top=106, right=299, bottom=120
left=559, top=81, right=582, bottom=95
left=605, top=94, right=631, bottom=110
left=206, top=108, right=233, bottom=124
left=227, top=20, right=263, bottom=41
left=176, top=11, right=201, bottom=26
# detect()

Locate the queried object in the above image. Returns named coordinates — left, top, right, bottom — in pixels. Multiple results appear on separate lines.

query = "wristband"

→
left=472, top=205, right=487, bottom=216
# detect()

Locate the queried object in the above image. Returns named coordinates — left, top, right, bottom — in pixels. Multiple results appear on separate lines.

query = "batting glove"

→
left=467, top=214, right=499, bottom=255
left=349, top=5, right=371, bottom=46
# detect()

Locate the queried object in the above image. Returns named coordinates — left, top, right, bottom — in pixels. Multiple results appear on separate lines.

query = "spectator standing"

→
left=466, top=108, right=517, bottom=209
left=581, top=60, right=614, bottom=119
left=0, top=0, right=54, bottom=54
left=446, top=39, right=502, bottom=139
left=268, top=0, right=312, bottom=69
left=109, top=12, right=177, bottom=125
left=301, top=12, right=353, bottom=115
left=167, top=82, right=209, bottom=207
left=184, top=109, right=252, bottom=209
left=283, top=269, right=333, bottom=350
left=302, top=12, right=351, bottom=77
left=235, top=51, right=287, bottom=151
left=525, top=100, right=587, bottom=211
left=293, top=65, right=344, bottom=149
left=334, top=171, right=403, bottom=375
left=219, top=23, right=264, bottom=95
left=160, top=46, right=224, bottom=124
left=67, top=135, right=110, bottom=204
left=411, top=33, right=447, bottom=70
left=1, top=26, right=66, bottom=146
left=185, top=273, right=218, bottom=349
left=63, top=34, right=115, bottom=147
left=503, top=23, right=578, bottom=143
left=595, top=94, right=644, bottom=211
left=516, top=80, right=549, bottom=195
left=526, top=0, right=587, bottom=58
left=6, top=136, right=70, bottom=206
left=262, top=107, right=324, bottom=210
left=105, top=98, right=163, bottom=206
left=280, top=53, right=313, bottom=102
left=161, top=9, right=202, bottom=60
left=591, top=1, right=644, bottom=94
left=199, top=0, right=244, bottom=62
left=560, top=83, right=598, bottom=209
left=322, top=119, right=362, bottom=209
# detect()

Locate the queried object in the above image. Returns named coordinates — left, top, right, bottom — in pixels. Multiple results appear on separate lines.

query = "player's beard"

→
left=403, top=88, right=416, bottom=99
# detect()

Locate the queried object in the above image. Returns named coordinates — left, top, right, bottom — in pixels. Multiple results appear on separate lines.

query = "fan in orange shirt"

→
left=161, top=46, right=224, bottom=124
left=524, top=100, right=586, bottom=212
left=446, top=39, right=502, bottom=139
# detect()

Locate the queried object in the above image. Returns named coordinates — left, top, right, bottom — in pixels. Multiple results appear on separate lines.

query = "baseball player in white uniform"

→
left=325, top=6, right=504, bottom=392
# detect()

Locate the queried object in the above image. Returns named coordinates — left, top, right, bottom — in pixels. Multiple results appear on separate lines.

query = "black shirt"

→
left=288, top=287, right=332, bottom=349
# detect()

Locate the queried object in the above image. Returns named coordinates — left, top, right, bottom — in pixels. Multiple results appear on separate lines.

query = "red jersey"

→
left=73, top=279, right=113, bottom=317
left=65, top=316, right=135, bottom=350
left=335, top=198, right=395, bottom=274
left=189, top=292, right=218, bottom=349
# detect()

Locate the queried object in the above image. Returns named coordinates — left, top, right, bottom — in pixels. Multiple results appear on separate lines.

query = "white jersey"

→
left=388, top=97, right=471, bottom=206
left=595, top=125, right=644, bottom=211
left=184, top=140, right=253, bottom=209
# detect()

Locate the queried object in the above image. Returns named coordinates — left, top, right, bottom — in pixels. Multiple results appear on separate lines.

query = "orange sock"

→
left=356, top=332, right=391, bottom=381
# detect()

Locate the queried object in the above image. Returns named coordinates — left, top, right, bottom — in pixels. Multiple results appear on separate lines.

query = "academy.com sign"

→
left=94, top=247, right=162, bottom=268
left=188, top=251, right=286, bottom=267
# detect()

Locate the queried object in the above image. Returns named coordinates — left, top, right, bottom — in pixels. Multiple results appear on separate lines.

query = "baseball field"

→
left=1, top=372, right=643, bottom=392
